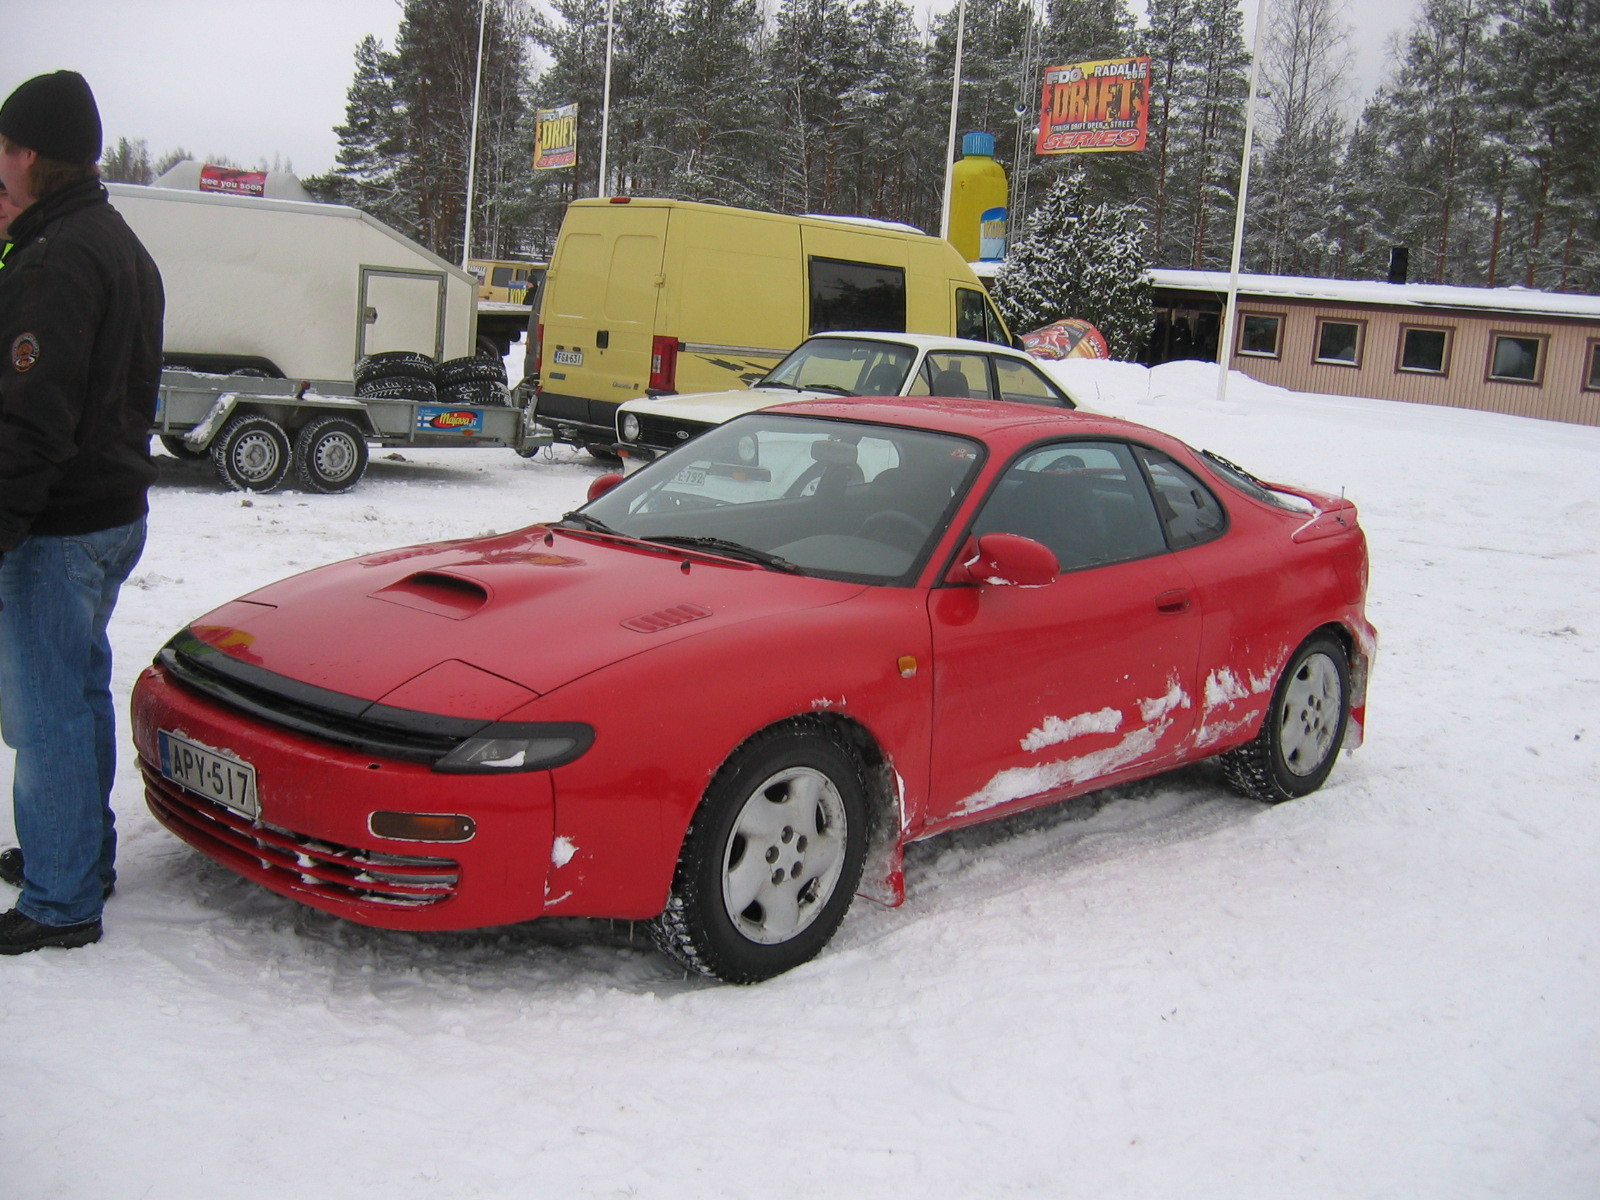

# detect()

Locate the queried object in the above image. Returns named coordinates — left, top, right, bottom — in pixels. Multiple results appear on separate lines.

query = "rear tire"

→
left=211, top=413, right=291, bottom=492
left=293, top=416, right=369, bottom=493
left=651, top=725, right=868, bottom=984
left=1220, top=634, right=1350, bottom=803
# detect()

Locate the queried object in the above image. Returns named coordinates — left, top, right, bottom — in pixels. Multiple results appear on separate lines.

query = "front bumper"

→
left=132, top=665, right=555, bottom=931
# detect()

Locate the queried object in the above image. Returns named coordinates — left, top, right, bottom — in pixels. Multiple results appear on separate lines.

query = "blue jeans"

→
left=0, top=517, right=146, bottom=926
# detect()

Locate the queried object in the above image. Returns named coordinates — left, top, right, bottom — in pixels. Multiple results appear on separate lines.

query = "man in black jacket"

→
left=0, top=71, right=163, bottom=953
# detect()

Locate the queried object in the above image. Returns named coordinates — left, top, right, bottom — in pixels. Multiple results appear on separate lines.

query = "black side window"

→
left=1135, top=448, right=1227, bottom=549
left=972, top=441, right=1167, bottom=572
left=809, top=258, right=907, bottom=334
left=956, top=287, right=988, bottom=340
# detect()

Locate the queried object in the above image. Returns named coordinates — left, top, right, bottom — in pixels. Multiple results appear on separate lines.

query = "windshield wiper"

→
left=802, top=383, right=854, bottom=395
left=756, top=379, right=805, bottom=391
left=557, top=511, right=625, bottom=537
left=646, top=535, right=803, bottom=573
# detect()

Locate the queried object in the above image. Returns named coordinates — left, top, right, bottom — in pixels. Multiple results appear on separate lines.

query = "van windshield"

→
left=760, top=338, right=916, bottom=397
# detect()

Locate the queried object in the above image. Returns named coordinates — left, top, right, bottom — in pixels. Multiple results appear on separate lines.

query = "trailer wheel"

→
left=293, top=416, right=369, bottom=494
left=212, top=413, right=291, bottom=492
left=158, top=434, right=206, bottom=460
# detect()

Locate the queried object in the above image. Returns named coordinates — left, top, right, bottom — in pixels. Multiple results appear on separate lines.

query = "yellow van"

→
left=468, top=257, right=546, bottom=305
left=530, top=198, right=1014, bottom=456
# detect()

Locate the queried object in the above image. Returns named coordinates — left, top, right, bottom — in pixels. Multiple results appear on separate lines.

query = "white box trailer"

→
left=106, top=182, right=478, bottom=381
left=103, top=185, right=547, bottom=493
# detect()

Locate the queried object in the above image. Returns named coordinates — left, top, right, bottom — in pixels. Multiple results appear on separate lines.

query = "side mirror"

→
left=586, top=472, right=624, bottom=503
left=946, top=532, right=1059, bottom=588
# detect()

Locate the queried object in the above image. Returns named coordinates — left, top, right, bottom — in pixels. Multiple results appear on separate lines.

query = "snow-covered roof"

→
left=969, top=260, right=1600, bottom=321
left=804, top=213, right=928, bottom=236
left=1150, top=268, right=1600, bottom=321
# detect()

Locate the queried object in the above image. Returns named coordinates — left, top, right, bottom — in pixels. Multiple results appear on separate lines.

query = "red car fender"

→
left=512, top=587, right=936, bottom=920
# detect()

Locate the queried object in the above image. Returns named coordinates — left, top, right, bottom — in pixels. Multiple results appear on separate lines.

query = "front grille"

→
left=635, top=413, right=711, bottom=451
left=143, top=763, right=459, bottom=908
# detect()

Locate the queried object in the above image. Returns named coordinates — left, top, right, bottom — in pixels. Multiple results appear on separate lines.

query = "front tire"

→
left=1220, top=634, right=1350, bottom=803
left=651, top=726, right=869, bottom=983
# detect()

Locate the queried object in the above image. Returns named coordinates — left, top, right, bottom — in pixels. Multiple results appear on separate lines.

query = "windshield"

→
left=759, top=338, right=917, bottom=397
left=579, top=412, right=983, bottom=583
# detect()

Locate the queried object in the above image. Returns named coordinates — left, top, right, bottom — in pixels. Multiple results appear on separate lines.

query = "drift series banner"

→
left=1036, top=57, right=1151, bottom=155
left=534, top=104, right=578, bottom=170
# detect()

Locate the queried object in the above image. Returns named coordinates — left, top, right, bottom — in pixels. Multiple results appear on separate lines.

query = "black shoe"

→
left=0, top=848, right=20, bottom=888
left=0, top=848, right=114, bottom=899
left=0, top=907, right=102, bottom=954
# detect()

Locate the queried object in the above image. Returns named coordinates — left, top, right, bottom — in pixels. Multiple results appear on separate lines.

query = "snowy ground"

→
left=4, top=362, right=1598, bottom=1199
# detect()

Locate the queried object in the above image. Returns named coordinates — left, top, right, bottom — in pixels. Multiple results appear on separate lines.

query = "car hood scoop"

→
left=190, top=526, right=863, bottom=712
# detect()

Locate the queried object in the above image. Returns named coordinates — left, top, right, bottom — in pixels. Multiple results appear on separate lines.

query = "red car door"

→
left=922, top=440, right=1204, bottom=829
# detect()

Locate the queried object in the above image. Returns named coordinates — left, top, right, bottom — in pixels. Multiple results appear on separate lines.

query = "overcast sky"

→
left=15, top=0, right=1417, bottom=181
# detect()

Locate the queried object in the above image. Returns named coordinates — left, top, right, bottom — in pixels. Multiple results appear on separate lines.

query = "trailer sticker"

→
left=417, top=407, right=484, bottom=434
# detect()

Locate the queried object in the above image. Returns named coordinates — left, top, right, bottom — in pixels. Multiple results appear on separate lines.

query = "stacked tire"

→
left=436, top=354, right=510, bottom=407
left=353, top=350, right=438, bottom=402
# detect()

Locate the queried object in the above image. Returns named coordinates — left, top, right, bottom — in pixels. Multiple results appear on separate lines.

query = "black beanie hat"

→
left=0, top=71, right=102, bottom=163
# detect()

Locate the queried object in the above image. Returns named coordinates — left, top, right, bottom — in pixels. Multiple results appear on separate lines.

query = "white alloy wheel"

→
left=1276, top=650, right=1344, bottom=777
left=720, top=765, right=849, bottom=945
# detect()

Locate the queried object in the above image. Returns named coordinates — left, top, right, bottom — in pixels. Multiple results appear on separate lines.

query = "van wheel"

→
left=212, top=414, right=291, bottom=492
left=293, top=416, right=369, bottom=493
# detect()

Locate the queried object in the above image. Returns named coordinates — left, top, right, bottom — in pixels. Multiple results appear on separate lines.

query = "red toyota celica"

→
left=133, top=397, right=1375, bottom=982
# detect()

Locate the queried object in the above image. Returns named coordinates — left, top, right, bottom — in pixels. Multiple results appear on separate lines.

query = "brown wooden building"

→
left=1148, top=269, right=1600, bottom=428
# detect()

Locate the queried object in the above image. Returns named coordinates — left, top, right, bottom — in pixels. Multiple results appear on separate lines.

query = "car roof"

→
left=804, top=330, right=1033, bottom=360
left=761, top=395, right=1167, bottom=447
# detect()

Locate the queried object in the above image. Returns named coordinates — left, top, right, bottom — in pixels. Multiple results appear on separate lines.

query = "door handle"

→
left=1155, top=589, right=1191, bottom=614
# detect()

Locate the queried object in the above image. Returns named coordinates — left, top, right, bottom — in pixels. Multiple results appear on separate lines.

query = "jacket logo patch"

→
left=10, top=333, right=39, bottom=372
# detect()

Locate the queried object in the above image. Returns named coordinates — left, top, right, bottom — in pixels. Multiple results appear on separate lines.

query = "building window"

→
left=1585, top=341, right=1600, bottom=392
left=1314, top=319, right=1363, bottom=366
left=1398, top=325, right=1452, bottom=375
left=1487, top=333, right=1546, bottom=385
left=1238, top=313, right=1282, bottom=358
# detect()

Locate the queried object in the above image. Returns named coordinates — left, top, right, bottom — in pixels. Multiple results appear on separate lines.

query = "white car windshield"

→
left=579, top=412, right=983, bottom=583
left=760, top=339, right=917, bottom=397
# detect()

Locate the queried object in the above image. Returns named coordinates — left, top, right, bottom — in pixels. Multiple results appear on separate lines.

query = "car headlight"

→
left=620, top=413, right=642, bottom=442
left=432, top=722, right=594, bottom=773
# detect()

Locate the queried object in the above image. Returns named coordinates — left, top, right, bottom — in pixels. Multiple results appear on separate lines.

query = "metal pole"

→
left=1216, top=0, right=1266, bottom=403
left=939, top=0, right=967, bottom=244
left=462, top=0, right=489, bottom=269
left=597, top=0, right=616, bottom=199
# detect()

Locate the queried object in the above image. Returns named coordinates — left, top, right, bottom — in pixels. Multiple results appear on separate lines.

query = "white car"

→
left=614, top=331, right=1081, bottom=471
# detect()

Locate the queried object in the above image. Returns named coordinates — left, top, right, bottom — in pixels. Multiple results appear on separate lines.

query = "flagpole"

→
left=462, top=0, right=489, bottom=269
left=597, top=0, right=616, bottom=199
left=939, top=0, right=967, bottom=244
left=1216, top=0, right=1266, bottom=404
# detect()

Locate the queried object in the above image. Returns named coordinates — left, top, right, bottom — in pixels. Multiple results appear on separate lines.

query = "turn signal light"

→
left=369, top=811, right=476, bottom=842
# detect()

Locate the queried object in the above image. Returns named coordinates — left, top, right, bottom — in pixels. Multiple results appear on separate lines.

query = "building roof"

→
left=1151, top=268, right=1600, bottom=321
left=970, top=259, right=1600, bottom=321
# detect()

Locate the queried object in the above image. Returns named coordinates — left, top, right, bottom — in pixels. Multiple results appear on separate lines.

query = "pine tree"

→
left=101, top=137, right=154, bottom=184
left=990, top=169, right=1153, bottom=358
left=327, top=3, right=536, bottom=261
left=1247, top=0, right=1352, bottom=277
